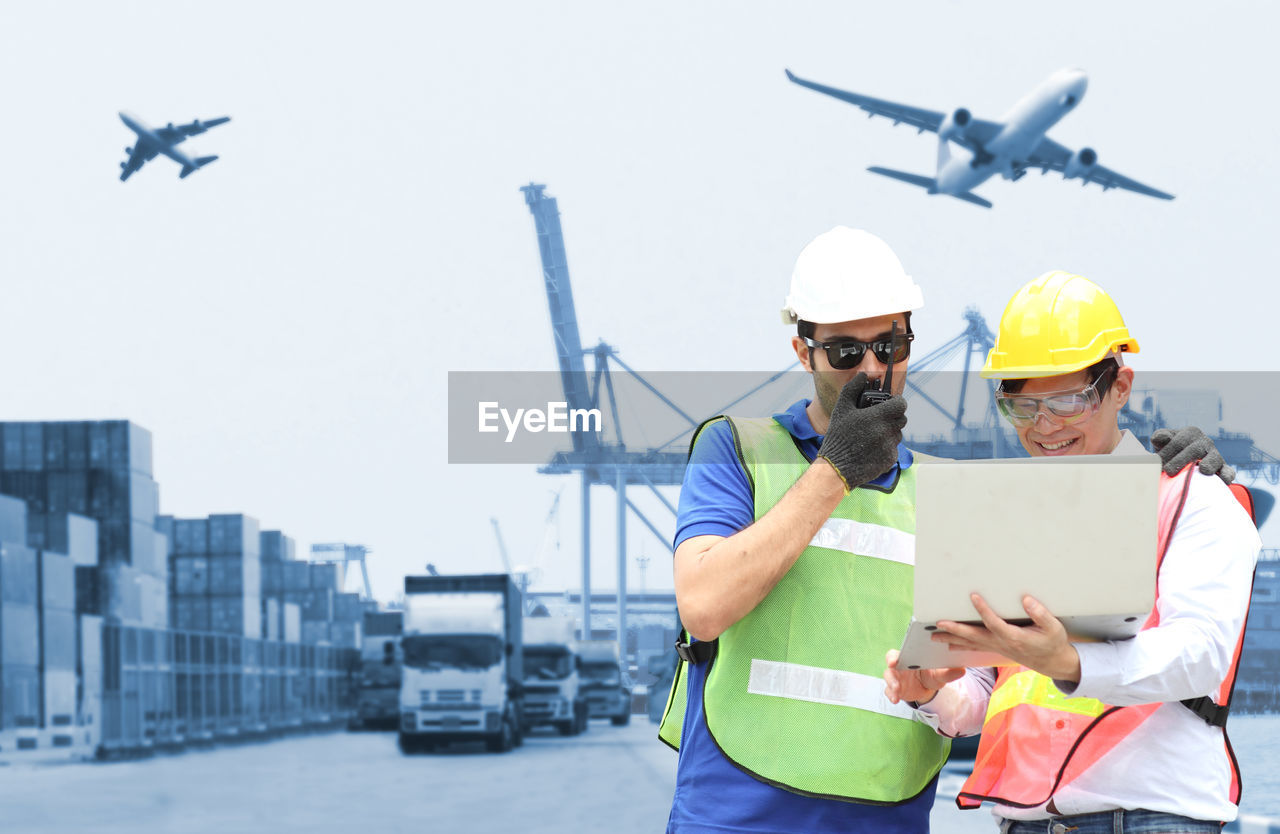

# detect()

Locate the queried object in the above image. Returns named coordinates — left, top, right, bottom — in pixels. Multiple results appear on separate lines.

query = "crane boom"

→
left=520, top=183, right=599, bottom=454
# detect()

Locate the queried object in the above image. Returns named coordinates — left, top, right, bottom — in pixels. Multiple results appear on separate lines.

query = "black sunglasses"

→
left=803, top=332, right=914, bottom=370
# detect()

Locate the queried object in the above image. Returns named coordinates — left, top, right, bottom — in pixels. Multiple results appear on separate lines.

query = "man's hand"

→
left=932, top=594, right=1082, bottom=683
left=1151, top=426, right=1235, bottom=484
left=817, top=373, right=907, bottom=492
left=883, top=649, right=964, bottom=706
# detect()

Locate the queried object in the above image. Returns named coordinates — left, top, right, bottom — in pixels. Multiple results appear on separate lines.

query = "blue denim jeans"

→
left=998, top=809, right=1221, bottom=834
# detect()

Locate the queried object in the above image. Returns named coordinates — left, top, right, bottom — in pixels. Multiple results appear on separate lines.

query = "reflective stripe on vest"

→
left=957, top=464, right=1245, bottom=810
left=687, top=415, right=948, bottom=805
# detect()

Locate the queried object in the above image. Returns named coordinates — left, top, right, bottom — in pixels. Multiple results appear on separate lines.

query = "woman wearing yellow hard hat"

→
left=884, top=272, right=1260, bottom=833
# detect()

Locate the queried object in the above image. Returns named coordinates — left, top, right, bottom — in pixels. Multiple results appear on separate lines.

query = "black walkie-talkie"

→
left=856, top=319, right=898, bottom=409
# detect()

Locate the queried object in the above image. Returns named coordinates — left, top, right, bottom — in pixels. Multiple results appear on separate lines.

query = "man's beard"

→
left=813, top=369, right=840, bottom=429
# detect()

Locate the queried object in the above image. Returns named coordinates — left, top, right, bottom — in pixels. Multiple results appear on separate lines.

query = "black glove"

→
left=818, top=373, right=907, bottom=492
left=1150, top=426, right=1236, bottom=484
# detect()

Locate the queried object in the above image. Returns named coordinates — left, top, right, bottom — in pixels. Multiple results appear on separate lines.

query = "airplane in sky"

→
left=785, top=68, right=1172, bottom=208
left=117, top=112, right=231, bottom=181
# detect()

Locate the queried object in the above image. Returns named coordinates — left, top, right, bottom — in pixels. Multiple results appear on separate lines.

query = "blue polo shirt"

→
left=667, top=399, right=933, bottom=834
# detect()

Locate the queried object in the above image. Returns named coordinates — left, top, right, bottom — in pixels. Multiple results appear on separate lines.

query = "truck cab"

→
left=576, top=640, right=632, bottom=726
left=521, top=616, right=587, bottom=736
left=398, top=575, right=524, bottom=754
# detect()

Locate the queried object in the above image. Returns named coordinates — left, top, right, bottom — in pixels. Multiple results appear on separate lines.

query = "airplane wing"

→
left=785, top=70, right=1004, bottom=153
left=153, top=116, right=231, bottom=145
left=119, top=145, right=157, bottom=182
left=1025, top=137, right=1174, bottom=200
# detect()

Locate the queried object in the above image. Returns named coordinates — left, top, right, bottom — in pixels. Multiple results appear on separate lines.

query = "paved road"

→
left=0, top=723, right=996, bottom=833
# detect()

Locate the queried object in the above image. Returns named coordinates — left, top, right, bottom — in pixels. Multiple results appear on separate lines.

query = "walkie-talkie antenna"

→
left=883, top=319, right=898, bottom=394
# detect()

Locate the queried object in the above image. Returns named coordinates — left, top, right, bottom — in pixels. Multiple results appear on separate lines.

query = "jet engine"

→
left=125, top=147, right=133, bottom=155
left=1064, top=147, right=1098, bottom=179
left=938, top=108, right=971, bottom=141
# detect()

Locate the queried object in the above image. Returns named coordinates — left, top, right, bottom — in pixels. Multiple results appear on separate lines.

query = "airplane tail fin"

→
left=178, top=155, right=219, bottom=179
left=866, top=166, right=992, bottom=208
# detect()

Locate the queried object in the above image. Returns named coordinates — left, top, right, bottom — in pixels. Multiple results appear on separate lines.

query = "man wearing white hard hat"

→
left=658, top=231, right=1230, bottom=834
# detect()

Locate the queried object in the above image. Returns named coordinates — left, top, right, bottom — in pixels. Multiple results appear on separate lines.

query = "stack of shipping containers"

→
left=1, top=421, right=166, bottom=630
left=166, top=515, right=261, bottom=639
left=0, top=420, right=361, bottom=759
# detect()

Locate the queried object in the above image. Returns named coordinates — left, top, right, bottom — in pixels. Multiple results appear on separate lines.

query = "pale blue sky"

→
left=2, top=2, right=1276, bottom=598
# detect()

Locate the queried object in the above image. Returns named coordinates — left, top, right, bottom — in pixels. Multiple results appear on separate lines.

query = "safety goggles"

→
left=995, top=364, right=1117, bottom=426
left=803, top=332, right=913, bottom=370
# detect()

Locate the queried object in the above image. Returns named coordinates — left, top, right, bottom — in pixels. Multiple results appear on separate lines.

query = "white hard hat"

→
left=780, top=227, right=924, bottom=325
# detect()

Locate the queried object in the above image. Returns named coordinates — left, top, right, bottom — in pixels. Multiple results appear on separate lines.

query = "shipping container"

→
left=3, top=663, right=39, bottom=730
left=38, top=550, right=74, bottom=611
left=100, top=564, right=143, bottom=624
left=262, top=598, right=280, bottom=641
left=262, top=561, right=284, bottom=595
left=21, top=423, right=44, bottom=472
left=137, top=574, right=167, bottom=629
left=1, top=544, right=38, bottom=606
left=308, top=562, right=342, bottom=591
left=333, top=592, right=363, bottom=622
left=45, top=471, right=85, bottom=515
left=328, top=621, right=361, bottom=649
left=44, top=667, right=76, bottom=730
left=1, top=424, right=23, bottom=472
left=1, top=471, right=46, bottom=514
left=208, top=514, right=260, bottom=556
left=171, top=597, right=210, bottom=632
left=3, top=601, right=40, bottom=666
left=285, top=588, right=333, bottom=622
left=75, top=566, right=100, bottom=615
left=87, top=422, right=153, bottom=475
left=66, top=513, right=99, bottom=566
left=0, top=494, right=26, bottom=545
left=209, top=596, right=261, bottom=638
left=41, top=607, right=76, bottom=670
left=282, top=603, right=301, bottom=643
left=173, top=519, right=209, bottom=555
left=64, top=422, right=89, bottom=469
left=130, top=520, right=164, bottom=576
left=282, top=561, right=310, bottom=591
left=42, top=423, right=67, bottom=470
left=129, top=474, right=158, bottom=525
left=301, top=620, right=329, bottom=645
left=173, top=556, right=209, bottom=595
left=259, top=531, right=297, bottom=562
left=208, top=554, right=261, bottom=598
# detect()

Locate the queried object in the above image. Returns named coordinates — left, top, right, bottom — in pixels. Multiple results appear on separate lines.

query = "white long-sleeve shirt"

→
left=918, top=441, right=1261, bottom=823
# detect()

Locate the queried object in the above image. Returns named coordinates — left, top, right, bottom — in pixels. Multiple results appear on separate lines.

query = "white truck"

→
left=576, top=640, right=632, bottom=726
left=398, top=574, right=524, bottom=754
left=521, top=615, right=587, bottom=736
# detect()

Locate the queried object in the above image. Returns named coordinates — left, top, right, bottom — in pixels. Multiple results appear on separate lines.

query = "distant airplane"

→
left=785, top=68, right=1172, bottom=208
left=117, top=112, right=230, bottom=181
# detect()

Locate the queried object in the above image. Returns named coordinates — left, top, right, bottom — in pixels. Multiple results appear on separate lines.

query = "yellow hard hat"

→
left=980, top=271, right=1139, bottom=379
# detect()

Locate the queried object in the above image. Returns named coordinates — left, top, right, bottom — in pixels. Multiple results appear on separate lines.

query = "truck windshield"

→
left=581, top=662, right=620, bottom=685
left=524, top=647, right=572, bottom=680
left=401, top=635, right=502, bottom=671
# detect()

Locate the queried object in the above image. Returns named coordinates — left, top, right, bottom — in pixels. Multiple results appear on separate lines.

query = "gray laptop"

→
left=897, top=452, right=1160, bottom=670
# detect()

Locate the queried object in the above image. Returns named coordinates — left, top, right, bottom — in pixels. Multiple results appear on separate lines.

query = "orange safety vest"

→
left=957, top=466, right=1255, bottom=811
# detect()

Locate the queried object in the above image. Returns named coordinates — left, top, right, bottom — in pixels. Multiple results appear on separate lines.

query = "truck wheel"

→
left=486, top=717, right=516, bottom=753
left=611, top=711, right=630, bottom=727
left=576, top=703, right=589, bottom=735
left=557, top=719, right=575, bottom=736
left=398, top=733, right=424, bottom=754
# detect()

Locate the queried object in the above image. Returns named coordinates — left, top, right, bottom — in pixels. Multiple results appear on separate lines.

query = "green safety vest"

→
left=658, top=415, right=949, bottom=804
